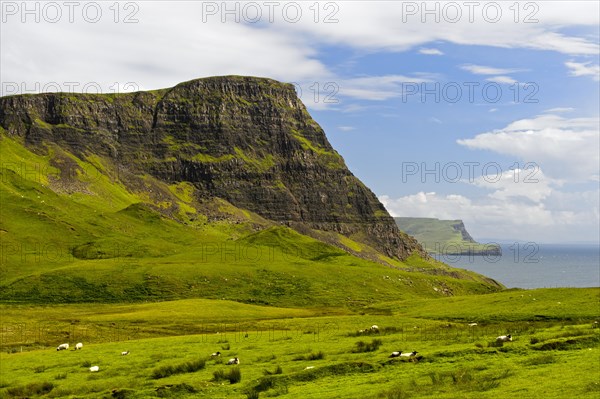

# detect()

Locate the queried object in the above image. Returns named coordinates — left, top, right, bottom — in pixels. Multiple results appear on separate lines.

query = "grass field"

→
left=1, top=121, right=598, bottom=398
left=1, top=288, right=598, bottom=398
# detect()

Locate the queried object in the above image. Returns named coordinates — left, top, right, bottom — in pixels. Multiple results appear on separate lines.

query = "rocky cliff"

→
left=0, top=76, right=424, bottom=261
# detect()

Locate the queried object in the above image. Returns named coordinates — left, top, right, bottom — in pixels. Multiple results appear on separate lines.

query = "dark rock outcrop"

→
left=0, top=76, right=425, bottom=261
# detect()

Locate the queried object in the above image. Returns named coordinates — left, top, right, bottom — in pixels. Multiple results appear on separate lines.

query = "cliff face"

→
left=451, top=221, right=476, bottom=243
left=0, top=76, right=424, bottom=261
left=395, top=217, right=500, bottom=256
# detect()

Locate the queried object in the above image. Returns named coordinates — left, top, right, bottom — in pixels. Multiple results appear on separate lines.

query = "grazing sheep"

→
left=121, top=351, right=130, bottom=356
left=75, top=343, right=83, bottom=350
left=227, top=357, right=239, bottom=365
left=400, top=351, right=418, bottom=357
left=89, top=366, right=99, bottom=372
left=304, top=366, right=314, bottom=370
left=389, top=351, right=402, bottom=358
left=370, top=325, right=379, bottom=332
left=593, top=321, right=599, bottom=329
left=211, top=351, right=221, bottom=357
left=56, top=343, right=69, bottom=351
left=496, top=334, right=512, bottom=343
left=468, top=323, right=478, bottom=327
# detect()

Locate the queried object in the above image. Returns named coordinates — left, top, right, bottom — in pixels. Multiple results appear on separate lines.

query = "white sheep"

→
left=75, top=343, right=83, bottom=350
left=121, top=351, right=130, bottom=356
left=496, top=334, right=512, bottom=343
left=468, top=323, right=478, bottom=327
left=370, top=325, right=379, bottom=333
left=304, top=366, right=314, bottom=370
left=56, top=343, right=69, bottom=351
left=389, top=351, right=401, bottom=358
left=211, top=351, right=221, bottom=357
left=227, top=357, right=239, bottom=365
left=89, top=366, right=99, bottom=372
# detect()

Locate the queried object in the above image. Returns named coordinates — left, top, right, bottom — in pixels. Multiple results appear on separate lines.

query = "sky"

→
left=1, top=1, right=599, bottom=244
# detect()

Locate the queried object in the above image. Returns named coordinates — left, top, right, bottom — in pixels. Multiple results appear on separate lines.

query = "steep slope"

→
left=395, top=217, right=501, bottom=255
left=0, top=76, right=503, bottom=305
left=0, top=76, right=422, bottom=262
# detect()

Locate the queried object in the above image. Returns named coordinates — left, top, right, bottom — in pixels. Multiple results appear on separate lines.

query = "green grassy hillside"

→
left=395, top=217, right=500, bottom=255
left=0, top=134, right=501, bottom=307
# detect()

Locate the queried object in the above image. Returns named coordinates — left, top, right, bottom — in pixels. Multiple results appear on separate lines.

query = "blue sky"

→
left=1, top=1, right=599, bottom=243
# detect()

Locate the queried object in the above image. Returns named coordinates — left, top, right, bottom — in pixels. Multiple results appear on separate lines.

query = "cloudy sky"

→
left=2, top=1, right=599, bottom=243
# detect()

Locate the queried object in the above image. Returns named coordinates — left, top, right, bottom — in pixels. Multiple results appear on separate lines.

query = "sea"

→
left=433, top=243, right=600, bottom=289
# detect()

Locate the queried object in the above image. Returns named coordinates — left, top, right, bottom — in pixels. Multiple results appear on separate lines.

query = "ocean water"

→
left=433, top=243, right=600, bottom=289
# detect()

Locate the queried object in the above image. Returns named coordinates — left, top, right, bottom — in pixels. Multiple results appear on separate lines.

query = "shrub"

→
left=82, top=360, right=92, bottom=367
left=530, top=337, right=540, bottom=344
left=353, top=339, right=383, bottom=353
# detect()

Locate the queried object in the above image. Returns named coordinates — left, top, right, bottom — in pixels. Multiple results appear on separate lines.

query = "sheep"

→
left=75, top=343, right=83, bottom=350
left=593, top=321, right=599, bottom=329
left=121, top=351, right=130, bottom=356
left=389, top=351, right=402, bottom=358
left=496, top=334, right=512, bottom=343
left=56, top=343, right=69, bottom=351
left=400, top=351, right=418, bottom=357
left=211, top=351, right=221, bottom=357
left=304, top=366, right=314, bottom=370
left=468, top=323, right=478, bottom=327
left=227, top=357, right=239, bottom=365
left=370, top=325, right=379, bottom=333
left=89, top=366, right=99, bottom=372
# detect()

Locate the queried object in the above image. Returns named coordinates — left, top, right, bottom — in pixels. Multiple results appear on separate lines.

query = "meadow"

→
left=1, top=123, right=599, bottom=398
left=1, top=288, right=598, bottom=398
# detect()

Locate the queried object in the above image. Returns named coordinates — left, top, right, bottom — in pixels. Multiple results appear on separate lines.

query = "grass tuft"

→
left=353, top=339, right=383, bottom=353
left=6, top=382, right=54, bottom=397
left=293, top=351, right=325, bottom=361
left=213, top=367, right=242, bottom=384
left=151, top=358, right=206, bottom=379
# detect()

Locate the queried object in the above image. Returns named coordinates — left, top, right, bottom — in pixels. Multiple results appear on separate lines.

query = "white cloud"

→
left=2, top=1, right=599, bottom=99
left=486, top=76, right=518, bottom=85
left=278, top=2, right=599, bottom=55
left=338, top=74, right=430, bottom=101
left=419, top=48, right=444, bottom=55
left=543, top=107, right=575, bottom=114
left=565, top=61, right=600, bottom=81
left=380, top=189, right=599, bottom=242
left=338, top=126, right=356, bottom=132
left=457, top=114, right=600, bottom=182
left=461, top=65, right=522, bottom=75
left=489, top=108, right=498, bottom=113
left=471, top=168, right=556, bottom=202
